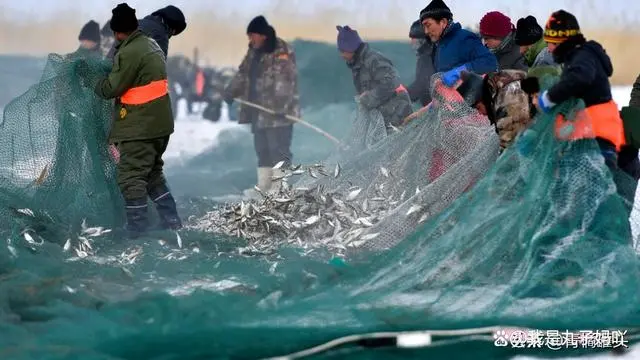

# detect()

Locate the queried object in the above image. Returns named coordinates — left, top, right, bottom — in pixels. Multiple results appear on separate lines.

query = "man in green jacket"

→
left=94, top=3, right=181, bottom=238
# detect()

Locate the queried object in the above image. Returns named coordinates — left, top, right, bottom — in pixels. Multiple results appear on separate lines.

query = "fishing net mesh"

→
left=0, top=57, right=639, bottom=360
left=0, top=54, right=123, bottom=237
left=291, top=76, right=501, bottom=250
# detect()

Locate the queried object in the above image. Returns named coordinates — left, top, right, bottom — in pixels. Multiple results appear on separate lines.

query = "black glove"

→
left=273, top=111, right=287, bottom=120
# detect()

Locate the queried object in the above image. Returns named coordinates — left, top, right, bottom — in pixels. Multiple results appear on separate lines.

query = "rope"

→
left=261, top=326, right=640, bottom=360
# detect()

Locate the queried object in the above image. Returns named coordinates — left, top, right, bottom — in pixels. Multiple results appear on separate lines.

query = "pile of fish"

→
left=188, top=161, right=427, bottom=255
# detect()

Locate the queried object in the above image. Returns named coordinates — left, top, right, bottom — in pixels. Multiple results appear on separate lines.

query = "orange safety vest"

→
left=195, top=70, right=205, bottom=96
left=554, top=100, right=626, bottom=152
left=120, top=79, right=169, bottom=105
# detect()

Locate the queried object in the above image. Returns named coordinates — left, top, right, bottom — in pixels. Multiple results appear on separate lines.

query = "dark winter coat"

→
left=433, top=22, right=498, bottom=74
left=106, top=14, right=174, bottom=60
left=546, top=36, right=613, bottom=108
left=547, top=35, right=617, bottom=153
left=492, top=33, right=528, bottom=71
left=407, top=40, right=435, bottom=106
left=95, top=30, right=174, bottom=142
left=348, top=43, right=412, bottom=127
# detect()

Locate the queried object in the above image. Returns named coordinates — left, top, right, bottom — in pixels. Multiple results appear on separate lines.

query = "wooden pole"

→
left=234, top=98, right=344, bottom=147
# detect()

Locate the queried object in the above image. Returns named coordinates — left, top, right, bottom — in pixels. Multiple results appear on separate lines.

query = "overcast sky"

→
left=0, top=0, right=634, bottom=29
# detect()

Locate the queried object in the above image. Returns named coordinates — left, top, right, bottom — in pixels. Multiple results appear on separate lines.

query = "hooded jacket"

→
left=546, top=36, right=613, bottom=107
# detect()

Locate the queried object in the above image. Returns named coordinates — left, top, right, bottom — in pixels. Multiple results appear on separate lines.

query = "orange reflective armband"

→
left=120, top=79, right=169, bottom=105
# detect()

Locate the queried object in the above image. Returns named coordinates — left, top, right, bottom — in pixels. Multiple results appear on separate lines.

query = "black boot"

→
left=149, top=184, right=182, bottom=230
left=125, top=199, right=149, bottom=239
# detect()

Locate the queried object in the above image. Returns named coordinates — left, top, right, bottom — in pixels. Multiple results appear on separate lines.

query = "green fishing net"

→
left=0, top=55, right=639, bottom=360
left=0, top=54, right=123, bottom=238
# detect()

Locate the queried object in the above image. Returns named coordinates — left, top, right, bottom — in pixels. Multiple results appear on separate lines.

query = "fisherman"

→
left=201, top=67, right=226, bottom=122
left=223, top=15, right=299, bottom=194
left=534, top=10, right=633, bottom=213
left=406, top=20, right=436, bottom=106
left=93, top=3, right=182, bottom=238
left=514, top=16, right=555, bottom=68
left=106, top=5, right=187, bottom=60
left=456, top=70, right=530, bottom=151
left=69, top=20, right=102, bottom=59
left=479, top=11, right=527, bottom=71
left=419, top=0, right=498, bottom=87
left=337, top=25, right=412, bottom=132
left=166, top=55, right=193, bottom=117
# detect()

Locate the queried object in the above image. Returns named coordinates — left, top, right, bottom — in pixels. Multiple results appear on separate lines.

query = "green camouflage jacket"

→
left=348, top=43, right=412, bottom=127
left=224, top=37, right=300, bottom=128
left=95, top=30, right=174, bottom=142
left=484, top=70, right=531, bottom=150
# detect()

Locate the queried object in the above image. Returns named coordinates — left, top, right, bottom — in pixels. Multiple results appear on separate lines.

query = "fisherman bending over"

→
left=337, top=25, right=412, bottom=133
left=224, top=15, right=299, bottom=194
left=93, top=3, right=182, bottom=238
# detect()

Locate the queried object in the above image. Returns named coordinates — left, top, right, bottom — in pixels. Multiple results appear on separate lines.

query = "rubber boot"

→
left=270, top=168, right=285, bottom=194
left=125, top=198, right=149, bottom=239
left=257, top=167, right=273, bottom=192
left=149, top=184, right=183, bottom=230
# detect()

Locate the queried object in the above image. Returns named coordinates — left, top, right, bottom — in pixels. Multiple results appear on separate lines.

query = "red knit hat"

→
left=479, top=11, right=514, bottom=38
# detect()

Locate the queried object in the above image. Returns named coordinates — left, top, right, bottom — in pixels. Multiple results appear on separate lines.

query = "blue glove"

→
left=537, top=91, right=556, bottom=113
left=442, top=65, right=468, bottom=87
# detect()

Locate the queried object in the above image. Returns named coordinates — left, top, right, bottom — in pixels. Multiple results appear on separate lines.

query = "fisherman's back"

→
left=102, top=30, right=173, bottom=143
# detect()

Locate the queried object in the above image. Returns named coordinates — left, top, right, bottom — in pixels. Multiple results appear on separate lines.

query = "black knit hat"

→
left=409, top=20, right=425, bottom=39
left=78, top=20, right=100, bottom=43
left=419, top=0, right=452, bottom=22
left=247, top=15, right=270, bottom=35
left=152, top=5, right=187, bottom=35
left=543, top=10, right=581, bottom=44
left=109, top=3, right=138, bottom=33
left=515, top=16, right=543, bottom=46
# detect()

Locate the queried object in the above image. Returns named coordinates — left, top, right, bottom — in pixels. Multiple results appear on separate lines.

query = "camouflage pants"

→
left=253, top=125, right=293, bottom=167
left=116, top=136, right=170, bottom=201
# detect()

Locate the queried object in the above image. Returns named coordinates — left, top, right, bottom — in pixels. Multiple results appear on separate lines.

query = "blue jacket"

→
left=433, top=23, right=497, bottom=74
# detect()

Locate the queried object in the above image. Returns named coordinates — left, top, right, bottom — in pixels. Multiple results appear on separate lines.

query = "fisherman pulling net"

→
left=189, top=74, right=500, bottom=253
